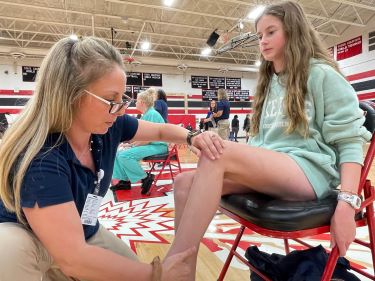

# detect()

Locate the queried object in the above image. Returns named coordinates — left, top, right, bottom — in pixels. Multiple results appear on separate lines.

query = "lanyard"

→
left=91, top=135, right=104, bottom=196
left=93, top=169, right=104, bottom=195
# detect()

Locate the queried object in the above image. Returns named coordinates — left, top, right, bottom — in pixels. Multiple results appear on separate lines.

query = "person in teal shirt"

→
left=111, top=88, right=168, bottom=194
left=164, top=2, right=372, bottom=279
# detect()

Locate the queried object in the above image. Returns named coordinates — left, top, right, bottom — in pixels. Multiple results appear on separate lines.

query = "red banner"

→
left=168, top=114, right=196, bottom=129
left=337, top=36, right=362, bottom=61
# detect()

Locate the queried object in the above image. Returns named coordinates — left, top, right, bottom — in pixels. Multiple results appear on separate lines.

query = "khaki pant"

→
left=0, top=223, right=138, bottom=281
left=217, top=119, right=230, bottom=140
left=208, top=127, right=218, bottom=134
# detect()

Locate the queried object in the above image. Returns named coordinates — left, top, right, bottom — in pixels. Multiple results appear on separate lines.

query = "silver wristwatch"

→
left=337, top=192, right=361, bottom=210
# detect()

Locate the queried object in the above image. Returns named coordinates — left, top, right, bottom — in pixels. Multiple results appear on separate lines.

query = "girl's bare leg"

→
left=173, top=171, right=195, bottom=231
left=169, top=142, right=316, bottom=280
left=173, top=170, right=256, bottom=280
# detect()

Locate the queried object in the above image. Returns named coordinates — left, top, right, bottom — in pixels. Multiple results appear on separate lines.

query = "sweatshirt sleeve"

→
left=312, top=64, right=372, bottom=165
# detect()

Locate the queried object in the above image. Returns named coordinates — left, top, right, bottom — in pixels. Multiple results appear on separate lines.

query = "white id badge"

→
left=80, top=193, right=103, bottom=226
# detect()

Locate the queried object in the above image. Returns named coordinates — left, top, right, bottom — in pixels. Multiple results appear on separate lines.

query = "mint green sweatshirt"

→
left=250, top=60, right=372, bottom=198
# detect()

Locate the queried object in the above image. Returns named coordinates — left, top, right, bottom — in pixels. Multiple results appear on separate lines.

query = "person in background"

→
left=203, top=100, right=217, bottom=131
left=153, top=88, right=170, bottom=169
left=0, top=112, right=9, bottom=138
left=231, top=115, right=239, bottom=142
left=164, top=2, right=371, bottom=280
left=111, top=88, right=167, bottom=194
left=0, top=36, right=224, bottom=281
left=154, top=88, right=168, bottom=123
left=213, top=89, right=231, bottom=140
left=198, top=118, right=204, bottom=132
left=243, top=113, right=251, bottom=143
left=185, top=123, right=193, bottom=131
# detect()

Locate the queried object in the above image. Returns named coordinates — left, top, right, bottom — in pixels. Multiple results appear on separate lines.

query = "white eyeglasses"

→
left=84, top=90, right=133, bottom=114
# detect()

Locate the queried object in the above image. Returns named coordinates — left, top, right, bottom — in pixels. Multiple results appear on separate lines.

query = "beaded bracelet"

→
left=339, top=189, right=358, bottom=195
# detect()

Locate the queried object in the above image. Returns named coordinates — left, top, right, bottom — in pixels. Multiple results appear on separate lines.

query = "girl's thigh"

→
left=214, top=142, right=316, bottom=201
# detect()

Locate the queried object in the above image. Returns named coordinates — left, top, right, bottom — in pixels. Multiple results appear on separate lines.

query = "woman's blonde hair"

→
left=138, top=87, right=156, bottom=108
left=217, top=88, right=228, bottom=100
left=0, top=36, right=124, bottom=224
left=251, top=1, right=340, bottom=136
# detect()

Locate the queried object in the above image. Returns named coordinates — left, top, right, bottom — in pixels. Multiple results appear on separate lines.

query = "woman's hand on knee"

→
left=191, top=131, right=224, bottom=160
left=162, top=247, right=196, bottom=281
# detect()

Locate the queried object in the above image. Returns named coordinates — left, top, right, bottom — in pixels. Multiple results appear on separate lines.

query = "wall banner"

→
left=337, top=36, right=362, bottom=61
left=369, top=31, right=375, bottom=52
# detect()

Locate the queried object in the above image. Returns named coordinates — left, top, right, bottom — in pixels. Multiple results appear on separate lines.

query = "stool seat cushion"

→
left=220, top=190, right=363, bottom=231
left=143, top=153, right=177, bottom=161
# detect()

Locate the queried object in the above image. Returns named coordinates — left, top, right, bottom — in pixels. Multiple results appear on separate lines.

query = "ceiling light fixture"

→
left=141, top=41, right=150, bottom=51
left=238, top=21, right=244, bottom=30
left=69, top=34, right=78, bottom=40
left=247, top=5, right=265, bottom=20
left=201, top=47, right=212, bottom=56
left=163, top=0, right=174, bottom=6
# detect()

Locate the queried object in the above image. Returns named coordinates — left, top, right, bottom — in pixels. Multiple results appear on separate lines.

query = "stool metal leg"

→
left=217, top=225, right=245, bottom=281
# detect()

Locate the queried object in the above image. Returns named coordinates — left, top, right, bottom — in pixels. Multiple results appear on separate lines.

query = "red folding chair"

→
left=218, top=101, right=375, bottom=281
left=142, top=144, right=182, bottom=195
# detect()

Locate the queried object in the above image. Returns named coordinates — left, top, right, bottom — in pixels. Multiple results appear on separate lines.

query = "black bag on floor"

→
left=245, top=245, right=360, bottom=281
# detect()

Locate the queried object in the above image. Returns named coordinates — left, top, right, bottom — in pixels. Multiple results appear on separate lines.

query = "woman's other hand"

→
left=162, top=247, right=196, bottom=281
left=190, top=131, right=224, bottom=160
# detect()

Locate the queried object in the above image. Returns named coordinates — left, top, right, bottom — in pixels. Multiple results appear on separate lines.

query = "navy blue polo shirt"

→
left=154, top=99, right=168, bottom=123
left=0, top=114, right=138, bottom=240
left=216, top=99, right=230, bottom=120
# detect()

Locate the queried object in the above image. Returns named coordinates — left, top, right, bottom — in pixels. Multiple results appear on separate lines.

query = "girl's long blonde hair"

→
left=251, top=1, right=341, bottom=136
left=0, top=36, right=124, bottom=224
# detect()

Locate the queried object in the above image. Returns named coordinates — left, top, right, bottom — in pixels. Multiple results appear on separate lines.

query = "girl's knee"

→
left=197, top=146, right=229, bottom=167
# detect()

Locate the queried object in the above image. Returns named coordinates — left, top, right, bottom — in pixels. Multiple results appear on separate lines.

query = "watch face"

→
left=352, top=195, right=362, bottom=209
left=338, top=193, right=361, bottom=209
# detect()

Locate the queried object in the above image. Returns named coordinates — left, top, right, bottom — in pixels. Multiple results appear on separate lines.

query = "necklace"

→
left=66, top=135, right=93, bottom=158
left=89, top=136, right=93, bottom=151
